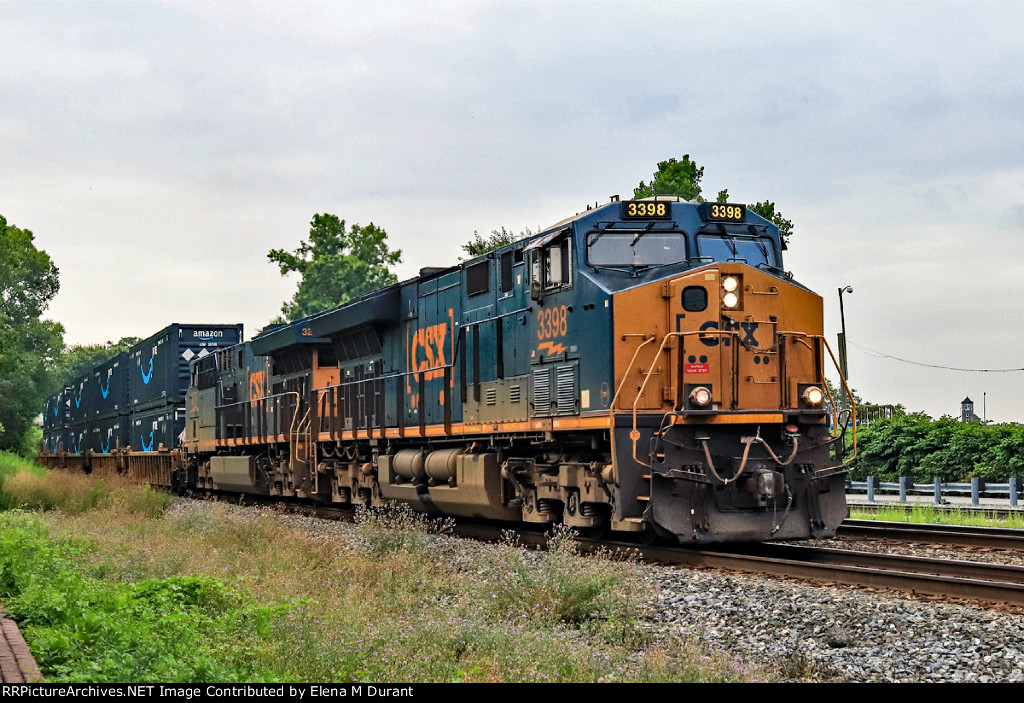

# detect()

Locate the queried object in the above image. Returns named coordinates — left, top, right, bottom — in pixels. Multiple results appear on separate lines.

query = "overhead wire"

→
left=847, top=340, right=1024, bottom=373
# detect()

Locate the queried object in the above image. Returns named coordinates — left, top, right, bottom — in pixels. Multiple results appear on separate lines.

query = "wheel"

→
left=639, top=521, right=664, bottom=546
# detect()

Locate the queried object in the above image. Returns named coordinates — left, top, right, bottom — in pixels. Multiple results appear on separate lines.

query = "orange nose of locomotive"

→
left=612, top=263, right=827, bottom=419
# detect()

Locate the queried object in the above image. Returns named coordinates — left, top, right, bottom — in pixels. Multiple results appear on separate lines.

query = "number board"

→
left=705, top=203, right=746, bottom=222
left=622, top=201, right=672, bottom=220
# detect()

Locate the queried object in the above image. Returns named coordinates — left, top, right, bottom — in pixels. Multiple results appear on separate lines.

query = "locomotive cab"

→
left=584, top=197, right=850, bottom=542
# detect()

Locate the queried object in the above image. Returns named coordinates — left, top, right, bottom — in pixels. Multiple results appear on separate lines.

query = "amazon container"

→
left=64, top=425, right=88, bottom=455
left=41, top=427, right=63, bottom=454
left=43, top=388, right=69, bottom=431
left=128, top=323, right=243, bottom=411
left=67, top=375, right=92, bottom=427
left=90, top=415, right=127, bottom=454
left=91, top=352, right=129, bottom=418
left=130, top=404, right=185, bottom=452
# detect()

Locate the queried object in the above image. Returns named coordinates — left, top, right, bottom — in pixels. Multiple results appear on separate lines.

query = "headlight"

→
left=722, top=276, right=739, bottom=293
left=802, top=386, right=824, bottom=405
left=689, top=386, right=712, bottom=407
left=722, top=292, right=739, bottom=309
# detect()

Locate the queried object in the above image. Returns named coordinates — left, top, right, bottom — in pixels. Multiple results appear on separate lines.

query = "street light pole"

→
left=838, top=285, right=853, bottom=380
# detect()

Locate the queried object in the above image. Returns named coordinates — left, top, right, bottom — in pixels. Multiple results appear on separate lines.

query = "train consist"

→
left=41, top=196, right=854, bottom=543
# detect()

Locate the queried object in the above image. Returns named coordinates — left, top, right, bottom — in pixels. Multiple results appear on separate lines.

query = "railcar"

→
left=177, top=196, right=854, bottom=543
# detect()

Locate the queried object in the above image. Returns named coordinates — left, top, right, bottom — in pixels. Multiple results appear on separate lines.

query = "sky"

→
left=2, top=0, right=1023, bottom=421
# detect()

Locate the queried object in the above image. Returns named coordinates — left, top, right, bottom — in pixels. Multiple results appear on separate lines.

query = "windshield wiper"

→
left=628, top=221, right=657, bottom=247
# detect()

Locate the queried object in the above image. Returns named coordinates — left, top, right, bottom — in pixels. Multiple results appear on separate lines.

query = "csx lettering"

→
left=537, top=305, right=568, bottom=340
left=248, top=370, right=266, bottom=406
left=698, top=320, right=760, bottom=347
left=409, top=322, right=448, bottom=381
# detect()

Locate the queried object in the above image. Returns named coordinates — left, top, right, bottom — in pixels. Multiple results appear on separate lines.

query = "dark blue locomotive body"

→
left=180, top=197, right=852, bottom=543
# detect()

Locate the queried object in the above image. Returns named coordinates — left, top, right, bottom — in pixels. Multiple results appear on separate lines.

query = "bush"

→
left=1, top=467, right=172, bottom=517
left=851, top=413, right=1024, bottom=483
left=478, top=525, right=644, bottom=627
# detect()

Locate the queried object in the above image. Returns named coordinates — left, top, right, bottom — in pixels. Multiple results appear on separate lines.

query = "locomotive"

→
left=42, top=196, right=853, bottom=543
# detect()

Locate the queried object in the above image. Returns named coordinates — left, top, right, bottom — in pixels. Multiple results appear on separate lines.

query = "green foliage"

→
left=632, top=157, right=795, bottom=246
left=268, top=213, right=402, bottom=321
left=461, top=226, right=535, bottom=257
left=634, top=155, right=704, bottom=202
left=0, top=512, right=285, bottom=682
left=0, top=452, right=45, bottom=509
left=0, top=477, right=770, bottom=683
left=353, top=502, right=454, bottom=559
left=851, top=413, right=1024, bottom=482
left=850, top=505, right=1024, bottom=528
left=50, top=337, right=139, bottom=389
left=0, top=215, right=63, bottom=453
left=748, top=201, right=794, bottom=248
left=481, top=525, right=642, bottom=627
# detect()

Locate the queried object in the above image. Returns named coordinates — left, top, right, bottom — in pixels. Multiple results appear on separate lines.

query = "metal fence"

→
left=848, top=476, right=1022, bottom=507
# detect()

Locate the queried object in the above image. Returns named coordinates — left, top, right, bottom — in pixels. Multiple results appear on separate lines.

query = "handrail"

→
left=614, top=327, right=858, bottom=469
left=627, top=329, right=737, bottom=467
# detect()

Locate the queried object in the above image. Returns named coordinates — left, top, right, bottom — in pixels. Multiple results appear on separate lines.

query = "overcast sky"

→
left=3, top=0, right=1023, bottom=421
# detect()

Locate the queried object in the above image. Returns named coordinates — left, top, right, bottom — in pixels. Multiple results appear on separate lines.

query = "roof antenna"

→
left=610, top=194, right=620, bottom=202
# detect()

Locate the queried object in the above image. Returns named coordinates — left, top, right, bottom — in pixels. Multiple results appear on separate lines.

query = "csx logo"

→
left=408, top=322, right=448, bottom=382
left=698, top=320, right=762, bottom=347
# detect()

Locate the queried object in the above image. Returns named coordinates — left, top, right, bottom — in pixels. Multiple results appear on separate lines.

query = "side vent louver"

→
left=510, top=385, right=521, bottom=403
left=533, top=368, right=550, bottom=416
left=556, top=365, right=576, bottom=415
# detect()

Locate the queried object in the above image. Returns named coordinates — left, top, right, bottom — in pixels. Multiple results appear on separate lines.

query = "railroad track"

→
left=613, top=540, right=1024, bottom=607
left=839, top=519, right=1024, bottom=550
left=199, top=495, right=1024, bottom=607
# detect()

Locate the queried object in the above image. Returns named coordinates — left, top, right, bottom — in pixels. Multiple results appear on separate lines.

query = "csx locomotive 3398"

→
left=42, top=196, right=853, bottom=543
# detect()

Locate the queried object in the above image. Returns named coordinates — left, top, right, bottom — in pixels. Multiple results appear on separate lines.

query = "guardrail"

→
left=848, top=476, right=1022, bottom=507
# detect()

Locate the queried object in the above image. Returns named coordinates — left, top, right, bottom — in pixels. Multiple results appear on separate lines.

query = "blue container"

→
left=91, top=352, right=129, bottom=418
left=130, top=405, right=185, bottom=452
left=67, top=375, right=91, bottom=426
left=129, top=323, right=243, bottom=411
left=90, top=415, right=128, bottom=454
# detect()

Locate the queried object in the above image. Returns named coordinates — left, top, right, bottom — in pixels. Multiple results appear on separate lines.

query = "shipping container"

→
left=90, top=414, right=128, bottom=454
left=65, top=425, right=88, bottom=455
left=130, top=404, right=185, bottom=452
left=128, top=323, right=243, bottom=410
left=91, top=352, right=129, bottom=418
left=67, top=375, right=91, bottom=426
left=43, top=386, right=72, bottom=432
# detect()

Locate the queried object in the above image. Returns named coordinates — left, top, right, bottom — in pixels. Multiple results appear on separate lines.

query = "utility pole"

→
left=838, top=285, right=853, bottom=380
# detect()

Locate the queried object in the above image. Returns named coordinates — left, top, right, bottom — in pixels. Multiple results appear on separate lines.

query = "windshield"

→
left=696, top=234, right=777, bottom=267
left=587, top=231, right=687, bottom=267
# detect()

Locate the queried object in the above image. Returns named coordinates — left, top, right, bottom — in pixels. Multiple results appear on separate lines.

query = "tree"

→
left=268, top=214, right=402, bottom=321
left=748, top=201, right=794, bottom=248
left=51, top=337, right=140, bottom=388
left=633, top=155, right=704, bottom=202
left=461, top=227, right=536, bottom=258
left=0, top=214, right=63, bottom=453
left=633, top=156, right=795, bottom=246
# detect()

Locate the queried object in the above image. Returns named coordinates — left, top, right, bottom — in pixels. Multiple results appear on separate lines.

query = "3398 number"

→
left=537, top=305, right=568, bottom=340
left=708, top=203, right=745, bottom=221
left=625, top=202, right=668, bottom=218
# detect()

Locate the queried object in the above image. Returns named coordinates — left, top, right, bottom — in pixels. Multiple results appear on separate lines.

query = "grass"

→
left=0, top=455, right=770, bottom=683
left=849, top=504, right=1024, bottom=528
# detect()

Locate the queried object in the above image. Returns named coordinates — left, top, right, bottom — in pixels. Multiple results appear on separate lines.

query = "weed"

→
left=851, top=505, right=1024, bottom=528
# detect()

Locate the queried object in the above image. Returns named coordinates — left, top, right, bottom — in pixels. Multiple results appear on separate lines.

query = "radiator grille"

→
left=556, top=365, right=576, bottom=415
left=533, top=369, right=550, bottom=416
